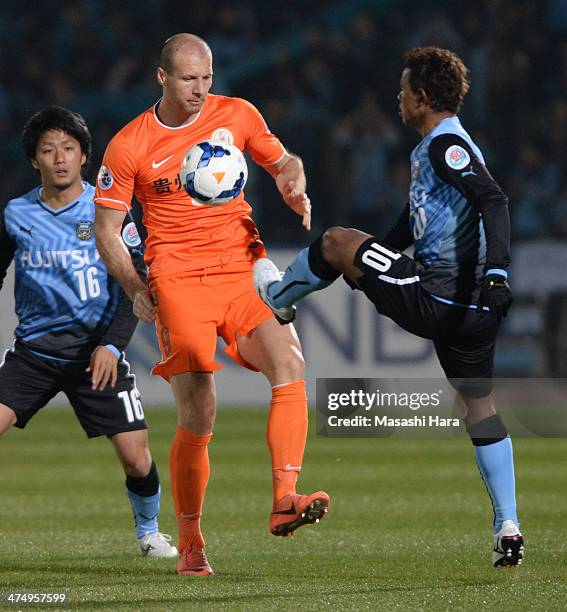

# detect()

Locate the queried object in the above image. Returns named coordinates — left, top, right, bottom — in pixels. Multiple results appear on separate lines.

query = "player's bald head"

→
left=160, top=33, right=212, bottom=73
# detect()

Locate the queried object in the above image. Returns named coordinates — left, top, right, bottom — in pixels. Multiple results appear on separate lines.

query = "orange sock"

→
left=169, top=426, right=212, bottom=553
left=267, top=381, right=308, bottom=505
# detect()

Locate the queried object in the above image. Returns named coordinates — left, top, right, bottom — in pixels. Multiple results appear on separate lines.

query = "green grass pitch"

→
left=1, top=407, right=567, bottom=611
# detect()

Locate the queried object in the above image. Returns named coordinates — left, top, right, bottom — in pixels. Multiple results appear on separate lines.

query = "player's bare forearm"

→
left=274, top=154, right=306, bottom=193
left=266, top=152, right=311, bottom=230
left=94, top=207, right=146, bottom=300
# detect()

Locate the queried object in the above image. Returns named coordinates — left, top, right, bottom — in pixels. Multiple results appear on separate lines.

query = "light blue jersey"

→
left=409, top=116, right=487, bottom=300
left=1, top=182, right=122, bottom=359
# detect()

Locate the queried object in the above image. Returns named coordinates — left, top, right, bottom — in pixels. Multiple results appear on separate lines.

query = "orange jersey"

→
left=94, top=94, right=285, bottom=277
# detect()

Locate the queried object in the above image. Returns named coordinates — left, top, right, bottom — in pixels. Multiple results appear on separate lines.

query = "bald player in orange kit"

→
left=94, top=33, right=329, bottom=576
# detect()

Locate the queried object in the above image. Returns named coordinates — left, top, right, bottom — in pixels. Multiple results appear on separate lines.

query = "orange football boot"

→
left=176, top=544, right=214, bottom=576
left=270, top=491, right=330, bottom=536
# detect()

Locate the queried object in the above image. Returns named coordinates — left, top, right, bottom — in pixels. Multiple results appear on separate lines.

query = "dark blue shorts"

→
left=353, top=237, right=500, bottom=398
left=0, top=341, right=147, bottom=437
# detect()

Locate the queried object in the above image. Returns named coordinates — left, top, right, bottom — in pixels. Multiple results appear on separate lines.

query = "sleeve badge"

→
left=97, top=165, right=114, bottom=190
left=444, top=145, right=471, bottom=170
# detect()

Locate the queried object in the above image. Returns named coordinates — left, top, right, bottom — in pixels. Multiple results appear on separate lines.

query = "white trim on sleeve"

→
left=377, top=274, right=420, bottom=285
left=262, top=148, right=286, bottom=168
left=94, top=197, right=131, bottom=211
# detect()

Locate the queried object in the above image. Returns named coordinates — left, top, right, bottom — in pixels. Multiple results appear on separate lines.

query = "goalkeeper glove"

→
left=477, top=273, right=512, bottom=320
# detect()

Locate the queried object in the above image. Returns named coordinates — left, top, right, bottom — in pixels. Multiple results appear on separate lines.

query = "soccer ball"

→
left=180, top=139, right=248, bottom=205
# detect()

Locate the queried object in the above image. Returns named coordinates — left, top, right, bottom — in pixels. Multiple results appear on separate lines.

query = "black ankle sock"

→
left=126, top=460, right=160, bottom=497
left=308, top=234, right=341, bottom=281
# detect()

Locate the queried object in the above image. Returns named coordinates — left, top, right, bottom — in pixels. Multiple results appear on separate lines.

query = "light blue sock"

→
left=267, top=248, right=333, bottom=308
left=126, top=486, right=161, bottom=539
left=473, top=437, right=518, bottom=533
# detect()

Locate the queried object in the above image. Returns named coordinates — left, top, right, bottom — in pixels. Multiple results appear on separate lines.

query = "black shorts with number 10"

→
left=0, top=341, right=147, bottom=437
left=353, top=237, right=500, bottom=398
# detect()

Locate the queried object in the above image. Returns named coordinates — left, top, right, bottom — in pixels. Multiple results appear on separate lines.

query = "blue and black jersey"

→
left=384, top=116, right=510, bottom=304
left=0, top=182, right=144, bottom=361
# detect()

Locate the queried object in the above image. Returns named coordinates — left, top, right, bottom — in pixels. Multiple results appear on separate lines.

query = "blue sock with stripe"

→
left=468, top=416, right=518, bottom=533
left=125, top=461, right=161, bottom=539
left=267, top=237, right=340, bottom=308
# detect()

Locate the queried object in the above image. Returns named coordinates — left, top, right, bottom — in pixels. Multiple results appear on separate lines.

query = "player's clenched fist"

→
left=133, top=289, right=156, bottom=323
left=282, top=180, right=311, bottom=230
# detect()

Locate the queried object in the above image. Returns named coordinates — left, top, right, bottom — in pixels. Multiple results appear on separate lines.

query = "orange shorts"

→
left=149, top=259, right=273, bottom=381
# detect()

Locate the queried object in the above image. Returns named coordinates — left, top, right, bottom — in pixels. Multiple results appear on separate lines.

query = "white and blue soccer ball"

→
left=180, top=139, right=248, bottom=205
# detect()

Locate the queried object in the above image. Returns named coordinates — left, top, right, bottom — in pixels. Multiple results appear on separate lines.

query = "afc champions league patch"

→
left=97, top=165, right=113, bottom=190
left=121, top=221, right=142, bottom=248
left=76, top=221, right=94, bottom=241
left=444, top=145, right=470, bottom=170
left=211, top=128, right=234, bottom=145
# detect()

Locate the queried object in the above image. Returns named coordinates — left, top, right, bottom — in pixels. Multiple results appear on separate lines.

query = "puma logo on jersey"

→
left=461, top=167, right=477, bottom=178
left=152, top=155, right=174, bottom=169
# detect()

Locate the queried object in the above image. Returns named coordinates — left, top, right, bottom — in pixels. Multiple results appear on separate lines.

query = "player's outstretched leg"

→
left=253, top=258, right=298, bottom=323
left=466, top=411, right=523, bottom=567
left=112, top=431, right=178, bottom=558
left=254, top=234, right=341, bottom=322
left=254, top=228, right=371, bottom=322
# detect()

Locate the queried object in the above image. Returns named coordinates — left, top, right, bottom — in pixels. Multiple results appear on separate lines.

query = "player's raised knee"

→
left=321, top=226, right=350, bottom=251
left=322, top=227, right=368, bottom=270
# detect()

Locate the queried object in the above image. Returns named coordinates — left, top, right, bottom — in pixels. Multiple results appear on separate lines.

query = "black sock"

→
left=467, top=414, right=508, bottom=446
left=308, top=234, right=341, bottom=281
left=126, top=460, right=160, bottom=497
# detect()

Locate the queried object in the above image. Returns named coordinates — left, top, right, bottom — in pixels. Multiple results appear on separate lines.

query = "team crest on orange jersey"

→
left=211, top=128, right=234, bottom=144
left=98, top=165, right=113, bottom=190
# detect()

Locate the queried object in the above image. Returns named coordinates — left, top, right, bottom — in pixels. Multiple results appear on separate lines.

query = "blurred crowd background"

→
left=1, top=0, right=567, bottom=376
left=2, top=0, right=567, bottom=245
